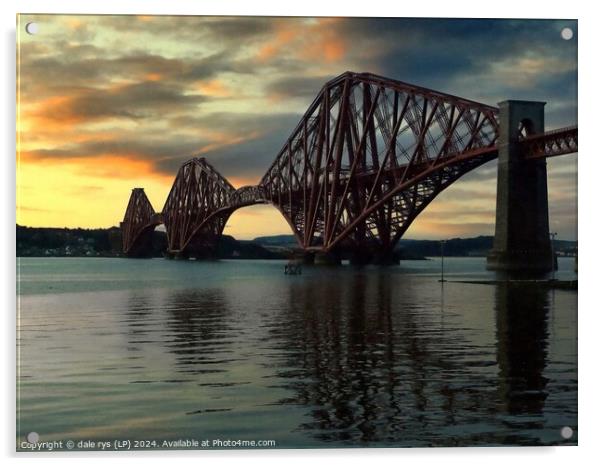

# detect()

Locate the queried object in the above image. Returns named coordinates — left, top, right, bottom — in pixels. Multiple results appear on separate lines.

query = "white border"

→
left=4, top=1, right=600, bottom=465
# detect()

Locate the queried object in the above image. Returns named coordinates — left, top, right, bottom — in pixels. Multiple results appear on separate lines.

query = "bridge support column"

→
left=314, top=251, right=342, bottom=265
left=487, top=100, right=553, bottom=272
left=349, top=248, right=400, bottom=266
left=299, top=252, right=316, bottom=265
left=371, top=250, right=400, bottom=266
left=120, top=221, right=155, bottom=258
left=166, top=251, right=189, bottom=260
left=349, top=248, right=372, bottom=266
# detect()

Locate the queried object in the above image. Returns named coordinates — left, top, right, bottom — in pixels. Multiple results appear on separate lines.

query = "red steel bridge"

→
left=121, top=71, right=577, bottom=268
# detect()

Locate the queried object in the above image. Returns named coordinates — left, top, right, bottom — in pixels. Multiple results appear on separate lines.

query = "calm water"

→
left=16, top=257, right=578, bottom=449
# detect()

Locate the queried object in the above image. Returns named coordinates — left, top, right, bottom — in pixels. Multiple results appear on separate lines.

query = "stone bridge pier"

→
left=487, top=100, right=553, bottom=272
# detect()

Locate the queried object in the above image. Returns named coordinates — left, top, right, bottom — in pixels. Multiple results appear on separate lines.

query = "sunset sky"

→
left=16, top=15, right=578, bottom=240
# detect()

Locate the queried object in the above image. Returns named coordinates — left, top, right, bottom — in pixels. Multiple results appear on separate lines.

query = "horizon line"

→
left=15, top=224, right=577, bottom=243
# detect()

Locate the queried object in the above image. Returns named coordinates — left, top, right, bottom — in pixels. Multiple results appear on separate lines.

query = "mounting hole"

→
left=560, top=426, right=574, bottom=439
left=25, top=22, right=39, bottom=35
left=26, top=432, right=39, bottom=443
left=561, top=27, right=573, bottom=40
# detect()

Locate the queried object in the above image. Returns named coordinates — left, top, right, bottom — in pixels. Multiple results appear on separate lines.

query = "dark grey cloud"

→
left=21, top=45, right=257, bottom=96
left=97, top=15, right=276, bottom=46
left=47, top=81, right=207, bottom=122
left=337, top=18, right=576, bottom=73
left=25, top=137, right=212, bottom=168
left=25, top=109, right=304, bottom=180
left=172, top=111, right=302, bottom=132
left=161, top=112, right=304, bottom=180
left=334, top=18, right=577, bottom=115
left=454, top=161, right=499, bottom=183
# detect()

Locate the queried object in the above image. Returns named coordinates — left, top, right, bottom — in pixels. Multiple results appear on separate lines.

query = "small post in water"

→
left=440, top=240, right=446, bottom=283
left=550, top=231, right=558, bottom=280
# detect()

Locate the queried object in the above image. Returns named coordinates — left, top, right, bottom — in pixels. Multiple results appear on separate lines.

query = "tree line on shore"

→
left=16, top=225, right=576, bottom=260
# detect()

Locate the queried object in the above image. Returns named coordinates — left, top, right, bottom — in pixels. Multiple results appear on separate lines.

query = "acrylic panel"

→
left=16, top=14, right=578, bottom=451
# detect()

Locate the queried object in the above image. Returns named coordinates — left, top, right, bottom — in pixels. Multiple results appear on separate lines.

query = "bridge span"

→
left=120, top=71, right=577, bottom=270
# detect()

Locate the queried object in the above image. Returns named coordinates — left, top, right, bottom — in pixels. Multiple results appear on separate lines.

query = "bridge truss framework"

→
left=120, top=72, right=577, bottom=264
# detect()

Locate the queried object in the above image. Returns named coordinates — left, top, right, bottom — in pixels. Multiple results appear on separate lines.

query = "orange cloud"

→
left=255, top=18, right=347, bottom=64
left=299, top=18, right=346, bottom=63
left=21, top=89, right=137, bottom=133
left=18, top=127, right=116, bottom=149
left=66, top=16, right=86, bottom=31
left=23, top=94, right=87, bottom=128
left=145, top=72, right=163, bottom=81
left=256, top=27, right=296, bottom=62
left=73, top=155, right=169, bottom=180
left=65, top=17, right=84, bottom=30
left=18, top=152, right=170, bottom=181
left=196, top=79, right=231, bottom=97
left=20, top=79, right=202, bottom=134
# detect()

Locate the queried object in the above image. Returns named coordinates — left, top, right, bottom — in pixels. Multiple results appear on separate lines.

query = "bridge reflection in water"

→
left=264, top=278, right=555, bottom=445
left=119, top=268, right=576, bottom=446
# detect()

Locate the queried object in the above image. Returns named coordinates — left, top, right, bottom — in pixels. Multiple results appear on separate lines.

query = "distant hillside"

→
left=17, top=226, right=576, bottom=259
left=16, top=225, right=286, bottom=259
left=254, top=234, right=577, bottom=257
left=17, top=225, right=125, bottom=257
left=217, top=236, right=287, bottom=260
left=252, top=234, right=299, bottom=247
left=397, top=236, right=493, bottom=257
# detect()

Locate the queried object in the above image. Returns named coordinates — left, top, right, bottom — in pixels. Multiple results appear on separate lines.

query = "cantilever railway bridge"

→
left=121, top=71, right=577, bottom=268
